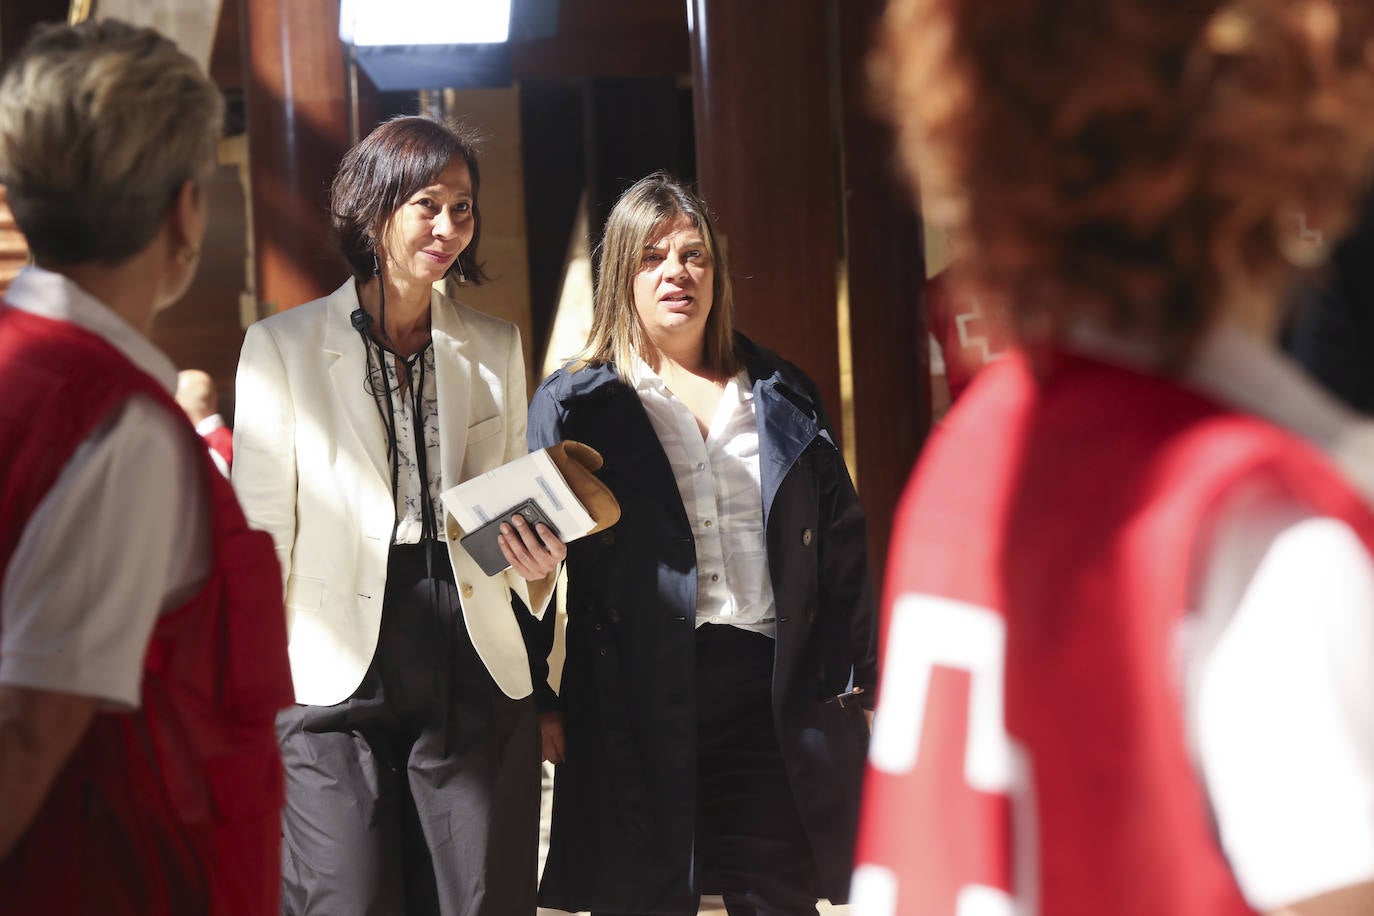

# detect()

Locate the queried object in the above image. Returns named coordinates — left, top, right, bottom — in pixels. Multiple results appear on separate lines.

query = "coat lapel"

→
left=323, top=280, right=390, bottom=492
left=430, top=288, right=473, bottom=491
left=754, top=376, right=823, bottom=529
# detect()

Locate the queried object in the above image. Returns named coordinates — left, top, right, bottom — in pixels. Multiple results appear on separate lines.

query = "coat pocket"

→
left=285, top=574, right=325, bottom=615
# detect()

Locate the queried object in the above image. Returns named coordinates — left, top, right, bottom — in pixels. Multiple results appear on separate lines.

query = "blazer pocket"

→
left=285, top=574, right=325, bottom=614
left=466, top=415, right=503, bottom=444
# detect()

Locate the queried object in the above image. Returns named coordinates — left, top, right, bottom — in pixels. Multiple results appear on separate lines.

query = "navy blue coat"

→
left=528, top=334, right=877, bottom=914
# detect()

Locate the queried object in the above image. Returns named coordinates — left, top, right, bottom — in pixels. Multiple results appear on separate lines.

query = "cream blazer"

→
left=233, top=279, right=549, bottom=706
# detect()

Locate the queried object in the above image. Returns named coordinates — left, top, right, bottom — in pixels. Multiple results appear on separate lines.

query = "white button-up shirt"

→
left=363, top=341, right=444, bottom=544
left=632, top=359, right=777, bottom=635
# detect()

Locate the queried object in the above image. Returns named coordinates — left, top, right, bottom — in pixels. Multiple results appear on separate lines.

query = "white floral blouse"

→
left=367, top=341, right=444, bottom=544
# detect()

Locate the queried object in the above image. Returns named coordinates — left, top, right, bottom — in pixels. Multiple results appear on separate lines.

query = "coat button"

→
left=601, top=530, right=616, bottom=546
left=460, top=582, right=475, bottom=599
left=801, top=528, right=813, bottom=546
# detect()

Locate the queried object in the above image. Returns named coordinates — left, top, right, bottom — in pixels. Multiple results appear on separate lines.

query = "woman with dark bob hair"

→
left=856, top=1, right=1374, bottom=914
left=233, top=115, right=565, bottom=915
left=0, top=19, right=292, bottom=915
left=529, top=172, right=877, bottom=915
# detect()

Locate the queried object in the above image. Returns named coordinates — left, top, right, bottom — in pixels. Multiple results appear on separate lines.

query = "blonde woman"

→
left=529, top=173, right=876, bottom=915
left=0, top=19, right=292, bottom=915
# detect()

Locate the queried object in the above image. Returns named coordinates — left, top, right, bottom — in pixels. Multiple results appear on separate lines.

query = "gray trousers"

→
left=278, top=540, right=540, bottom=916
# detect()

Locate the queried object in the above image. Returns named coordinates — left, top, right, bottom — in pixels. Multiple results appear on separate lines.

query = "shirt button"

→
left=461, top=582, right=475, bottom=599
left=696, top=462, right=705, bottom=471
left=711, top=573, right=720, bottom=583
left=704, top=519, right=713, bottom=528
left=801, top=528, right=813, bottom=546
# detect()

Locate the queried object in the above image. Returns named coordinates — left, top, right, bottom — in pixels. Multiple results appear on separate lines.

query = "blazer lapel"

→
left=431, top=289, right=473, bottom=491
left=323, top=280, right=390, bottom=492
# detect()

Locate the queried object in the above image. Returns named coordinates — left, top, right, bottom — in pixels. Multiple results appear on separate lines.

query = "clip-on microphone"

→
left=350, top=250, right=382, bottom=335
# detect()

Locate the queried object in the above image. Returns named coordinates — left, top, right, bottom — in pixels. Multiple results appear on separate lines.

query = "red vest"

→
left=0, top=305, right=294, bottom=915
left=854, top=349, right=1374, bottom=915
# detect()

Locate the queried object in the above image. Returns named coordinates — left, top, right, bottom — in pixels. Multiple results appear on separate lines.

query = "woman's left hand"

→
left=497, top=512, right=567, bottom=580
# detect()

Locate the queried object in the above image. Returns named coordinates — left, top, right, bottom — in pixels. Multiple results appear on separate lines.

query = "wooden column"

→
left=689, top=0, right=929, bottom=588
left=240, top=0, right=349, bottom=313
left=688, top=0, right=842, bottom=429
left=835, top=0, right=928, bottom=583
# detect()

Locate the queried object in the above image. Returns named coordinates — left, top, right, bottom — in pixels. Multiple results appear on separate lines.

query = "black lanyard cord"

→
left=410, top=351, right=438, bottom=542
left=356, top=320, right=437, bottom=543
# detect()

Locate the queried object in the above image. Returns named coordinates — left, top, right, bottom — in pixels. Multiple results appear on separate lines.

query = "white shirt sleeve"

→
left=0, top=396, right=211, bottom=709
left=1188, top=488, right=1374, bottom=910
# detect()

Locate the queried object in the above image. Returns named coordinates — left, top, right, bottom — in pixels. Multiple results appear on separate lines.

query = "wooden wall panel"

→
left=240, top=0, right=349, bottom=313
left=208, top=0, right=242, bottom=90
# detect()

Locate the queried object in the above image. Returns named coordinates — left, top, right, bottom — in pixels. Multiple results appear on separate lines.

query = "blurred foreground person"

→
left=530, top=173, right=876, bottom=915
left=855, top=2, right=1374, bottom=915
left=0, top=19, right=292, bottom=915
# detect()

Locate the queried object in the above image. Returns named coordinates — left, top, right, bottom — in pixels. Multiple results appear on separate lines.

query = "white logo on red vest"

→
left=854, top=595, right=1038, bottom=915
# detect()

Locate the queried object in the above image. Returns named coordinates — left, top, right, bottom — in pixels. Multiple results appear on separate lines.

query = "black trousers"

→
left=278, top=541, right=539, bottom=916
left=596, top=623, right=819, bottom=916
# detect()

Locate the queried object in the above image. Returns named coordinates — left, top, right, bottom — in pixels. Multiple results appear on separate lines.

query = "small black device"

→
left=458, top=498, right=560, bottom=577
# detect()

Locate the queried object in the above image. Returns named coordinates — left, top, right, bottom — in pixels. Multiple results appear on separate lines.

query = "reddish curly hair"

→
left=874, top=0, right=1374, bottom=361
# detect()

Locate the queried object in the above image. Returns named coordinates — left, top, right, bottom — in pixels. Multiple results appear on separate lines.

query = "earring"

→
left=1277, top=210, right=1327, bottom=269
left=457, top=260, right=467, bottom=284
left=176, top=246, right=200, bottom=266
left=372, top=252, right=382, bottom=277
